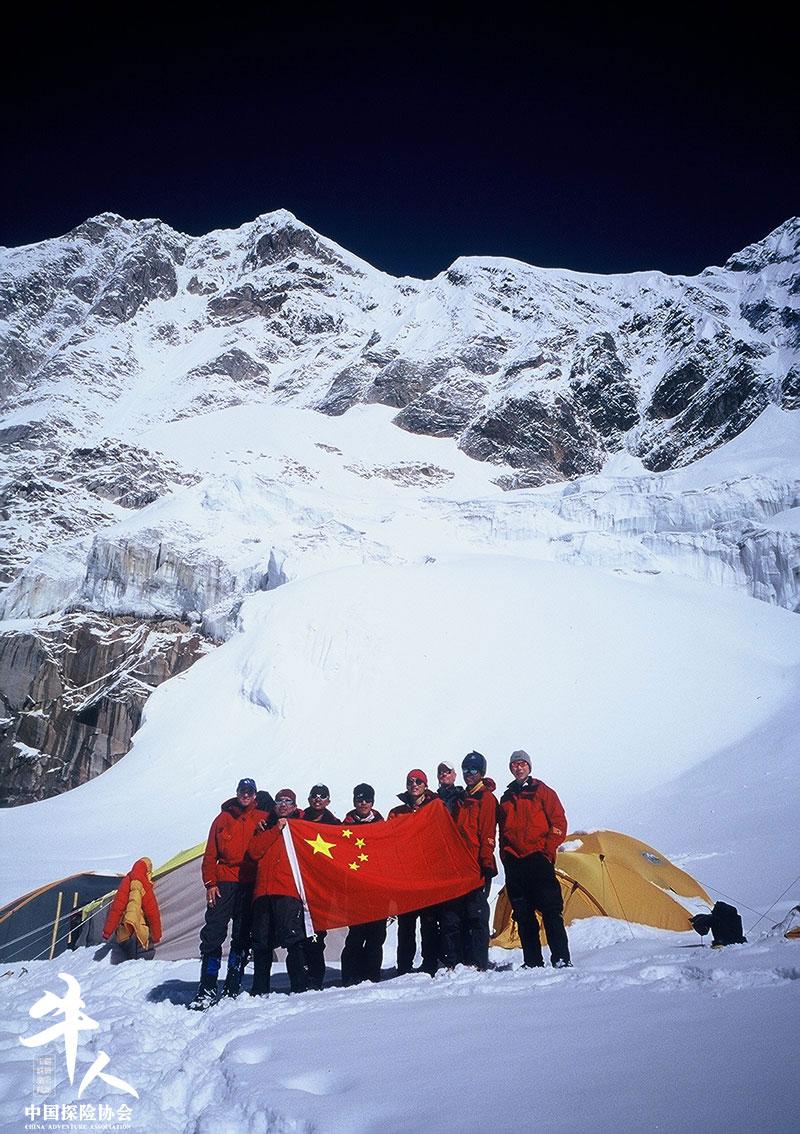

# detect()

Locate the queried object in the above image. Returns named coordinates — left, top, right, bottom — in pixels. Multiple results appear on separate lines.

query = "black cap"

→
left=462, top=751, right=487, bottom=777
left=237, top=778, right=257, bottom=794
left=353, top=782, right=375, bottom=803
left=309, top=783, right=330, bottom=799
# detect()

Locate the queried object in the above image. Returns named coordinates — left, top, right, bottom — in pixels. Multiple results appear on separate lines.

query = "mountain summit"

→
left=0, top=213, right=798, bottom=807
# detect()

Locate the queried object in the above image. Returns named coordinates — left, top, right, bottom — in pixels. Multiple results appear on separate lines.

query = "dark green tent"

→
left=0, top=872, right=122, bottom=963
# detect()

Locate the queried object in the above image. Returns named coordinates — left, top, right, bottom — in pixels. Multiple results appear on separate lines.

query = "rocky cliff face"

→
left=2, top=211, right=797, bottom=505
left=0, top=613, right=209, bottom=805
left=0, top=210, right=797, bottom=804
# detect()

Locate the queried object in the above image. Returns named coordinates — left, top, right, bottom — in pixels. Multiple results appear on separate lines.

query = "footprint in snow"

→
left=283, top=1069, right=353, bottom=1096
left=223, top=1038, right=273, bottom=1065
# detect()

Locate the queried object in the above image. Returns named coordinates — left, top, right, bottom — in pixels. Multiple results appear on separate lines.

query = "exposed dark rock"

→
left=208, top=285, right=288, bottom=323
left=660, top=303, right=697, bottom=352
left=68, top=213, right=126, bottom=245
left=1, top=212, right=798, bottom=523
left=154, top=322, right=180, bottom=344
left=0, top=334, right=42, bottom=391
left=55, top=442, right=200, bottom=508
left=639, top=352, right=773, bottom=472
left=724, top=218, right=800, bottom=273
left=187, top=348, right=270, bottom=385
left=0, top=613, right=211, bottom=805
left=445, top=268, right=469, bottom=287
left=636, top=436, right=683, bottom=473
left=90, top=234, right=181, bottom=322
left=741, top=300, right=777, bottom=333
left=459, top=393, right=602, bottom=481
left=344, top=462, right=455, bottom=486
left=363, top=358, right=451, bottom=409
left=315, top=366, right=367, bottom=415
left=781, top=367, right=800, bottom=410
left=647, top=361, right=708, bottom=420
left=457, top=337, right=507, bottom=376
left=394, top=379, right=488, bottom=437
left=294, top=310, right=340, bottom=337
left=0, top=438, right=200, bottom=585
left=0, top=421, right=67, bottom=449
left=569, top=332, right=638, bottom=437
left=505, top=355, right=548, bottom=378
left=244, top=223, right=341, bottom=272
left=780, top=306, right=800, bottom=348
left=681, top=357, right=767, bottom=436
left=187, top=274, right=218, bottom=295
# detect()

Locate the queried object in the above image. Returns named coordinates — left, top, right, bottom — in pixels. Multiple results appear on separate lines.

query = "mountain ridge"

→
left=0, top=211, right=797, bottom=806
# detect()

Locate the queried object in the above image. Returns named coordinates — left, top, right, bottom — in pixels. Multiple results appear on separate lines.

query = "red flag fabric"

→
left=266, top=802, right=483, bottom=932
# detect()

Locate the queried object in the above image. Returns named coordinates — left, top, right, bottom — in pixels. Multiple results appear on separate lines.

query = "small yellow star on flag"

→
left=349, top=861, right=360, bottom=871
left=358, top=854, right=368, bottom=862
left=341, top=829, right=353, bottom=839
left=355, top=837, right=366, bottom=848
left=305, top=833, right=336, bottom=858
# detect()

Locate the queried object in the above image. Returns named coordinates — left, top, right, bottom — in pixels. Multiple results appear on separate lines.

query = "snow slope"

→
left=2, top=550, right=799, bottom=910
left=2, top=923, right=798, bottom=1134
left=2, top=258, right=799, bottom=1131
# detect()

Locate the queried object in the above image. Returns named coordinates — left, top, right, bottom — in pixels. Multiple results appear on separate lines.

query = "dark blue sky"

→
left=4, top=9, right=797, bottom=278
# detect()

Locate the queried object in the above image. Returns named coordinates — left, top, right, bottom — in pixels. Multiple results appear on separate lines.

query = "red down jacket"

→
left=102, top=857, right=162, bottom=947
left=498, top=778, right=567, bottom=863
left=455, top=778, right=498, bottom=875
left=247, top=809, right=303, bottom=899
left=201, top=797, right=268, bottom=888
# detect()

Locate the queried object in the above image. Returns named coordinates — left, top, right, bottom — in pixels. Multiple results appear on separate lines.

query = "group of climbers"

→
left=190, top=749, right=571, bottom=1007
left=105, top=751, right=571, bottom=1008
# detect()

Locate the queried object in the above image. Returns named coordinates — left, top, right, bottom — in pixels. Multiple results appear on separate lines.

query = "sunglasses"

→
left=309, top=794, right=329, bottom=801
left=407, top=777, right=425, bottom=786
left=275, top=797, right=294, bottom=805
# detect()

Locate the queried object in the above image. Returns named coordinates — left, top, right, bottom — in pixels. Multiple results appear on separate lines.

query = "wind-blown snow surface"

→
left=1, top=926, right=798, bottom=1134
left=2, top=396, right=799, bottom=1130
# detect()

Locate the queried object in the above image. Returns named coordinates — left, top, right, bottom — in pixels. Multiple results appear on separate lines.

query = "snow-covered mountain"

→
left=0, top=211, right=798, bottom=832
left=1, top=213, right=798, bottom=1134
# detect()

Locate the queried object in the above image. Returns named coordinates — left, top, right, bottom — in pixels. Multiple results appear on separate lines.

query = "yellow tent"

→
left=492, top=830, right=712, bottom=948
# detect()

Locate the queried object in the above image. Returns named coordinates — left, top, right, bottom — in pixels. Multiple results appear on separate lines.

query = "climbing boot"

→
left=188, top=954, right=220, bottom=1011
left=250, top=949, right=272, bottom=997
left=222, top=949, right=247, bottom=998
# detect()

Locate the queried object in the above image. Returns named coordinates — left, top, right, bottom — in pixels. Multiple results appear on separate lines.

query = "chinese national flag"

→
left=266, top=802, right=482, bottom=932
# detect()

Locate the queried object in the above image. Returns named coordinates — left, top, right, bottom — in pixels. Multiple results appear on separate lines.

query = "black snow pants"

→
left=503, top=852, right=570, bottom=966
left=341, top=919, right=387, bottom=985
left=199, top=881, right=253, bottom=960
left=396, top=906, right=440, bottom=975
left=439, top=880, right=491, bottom=969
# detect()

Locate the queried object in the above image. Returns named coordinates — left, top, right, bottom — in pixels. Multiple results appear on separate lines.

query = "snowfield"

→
left=2, top=922, right=798, bottom=1133
left=1, top=349, right=799, bottom=1129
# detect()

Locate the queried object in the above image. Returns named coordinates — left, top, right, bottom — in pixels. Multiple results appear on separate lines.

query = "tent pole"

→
left=49, top=892, right=63, bottom=960
left=68, top=891, right=79, bottom=949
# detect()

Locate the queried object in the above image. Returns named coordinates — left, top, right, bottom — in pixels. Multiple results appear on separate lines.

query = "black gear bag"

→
left=690, top=901, right=746, bottom=946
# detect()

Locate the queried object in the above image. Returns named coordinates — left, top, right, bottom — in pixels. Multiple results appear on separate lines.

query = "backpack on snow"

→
left=690, top=901, right=746, bottom=946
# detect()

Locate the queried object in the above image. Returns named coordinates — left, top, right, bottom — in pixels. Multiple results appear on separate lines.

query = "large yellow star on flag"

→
left=305, top=833, right=336, bottom=858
